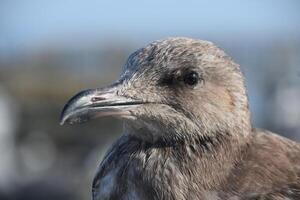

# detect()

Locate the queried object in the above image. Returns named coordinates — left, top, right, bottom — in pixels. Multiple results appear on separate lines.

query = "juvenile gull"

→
left=60, top=38, right=300, bottom=200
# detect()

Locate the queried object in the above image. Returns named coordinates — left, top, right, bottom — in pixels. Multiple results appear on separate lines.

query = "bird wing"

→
left=225, top=128, right=300, bottom=199
left=92, top=135, right=131, bottom=200
left=245, top=182, right=300, bottom=200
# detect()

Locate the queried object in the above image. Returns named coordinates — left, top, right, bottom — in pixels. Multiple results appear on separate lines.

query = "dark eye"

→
left=183, top=71, right=200, bottom=86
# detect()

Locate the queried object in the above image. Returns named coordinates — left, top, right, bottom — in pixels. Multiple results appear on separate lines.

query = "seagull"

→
left=60, top=38, right=300, bottom=200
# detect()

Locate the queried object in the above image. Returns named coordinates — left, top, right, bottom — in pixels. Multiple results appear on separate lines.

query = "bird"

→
left=60, top=37, right=300, bottom=200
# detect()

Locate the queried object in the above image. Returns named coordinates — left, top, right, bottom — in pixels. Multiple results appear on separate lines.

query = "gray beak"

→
left=60, top=83, right=142, bottom=125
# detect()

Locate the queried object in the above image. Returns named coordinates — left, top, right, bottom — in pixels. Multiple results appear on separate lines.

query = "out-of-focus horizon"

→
left=0, top=1, right=299, bottom=199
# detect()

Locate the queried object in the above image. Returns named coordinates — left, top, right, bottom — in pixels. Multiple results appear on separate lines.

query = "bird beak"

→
left=60, top=83, right=142, bottom=125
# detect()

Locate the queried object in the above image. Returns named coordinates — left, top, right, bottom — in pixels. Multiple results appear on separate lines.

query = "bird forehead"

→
left=122, top=38, right=210, bottom=77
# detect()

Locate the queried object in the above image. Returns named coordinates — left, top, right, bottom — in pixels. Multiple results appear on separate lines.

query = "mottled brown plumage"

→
left=60, top=37, right=300, bottom=200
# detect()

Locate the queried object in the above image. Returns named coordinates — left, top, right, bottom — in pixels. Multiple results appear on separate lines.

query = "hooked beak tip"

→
left=60, top=104, right=68, bottom=125
left=59, top=89, right=94, bottom=125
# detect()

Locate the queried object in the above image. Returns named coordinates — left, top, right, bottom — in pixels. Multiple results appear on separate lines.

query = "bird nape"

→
left=60, top=37, right=300, bottom=200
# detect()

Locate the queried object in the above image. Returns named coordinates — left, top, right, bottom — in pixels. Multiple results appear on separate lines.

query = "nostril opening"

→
left=91, top=97, right=106, bottom=102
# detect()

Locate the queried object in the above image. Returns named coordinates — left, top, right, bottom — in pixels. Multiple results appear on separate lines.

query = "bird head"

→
left=60, top=38, right=251, bottom=144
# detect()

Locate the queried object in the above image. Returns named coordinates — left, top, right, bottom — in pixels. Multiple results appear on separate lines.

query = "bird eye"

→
left=183, top=71, right=200, bottom=86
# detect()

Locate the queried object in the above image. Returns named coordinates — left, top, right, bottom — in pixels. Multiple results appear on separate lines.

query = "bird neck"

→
left=122, top=122, right=250, bottom=189
left=122, top=127, right=250, bottom=192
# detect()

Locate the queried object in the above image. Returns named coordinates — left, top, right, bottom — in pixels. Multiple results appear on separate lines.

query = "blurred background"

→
left=0, top=0, right=300, bottom=199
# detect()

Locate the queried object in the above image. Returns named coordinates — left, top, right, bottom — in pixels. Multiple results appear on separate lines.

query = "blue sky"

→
left=1, top=0, right=300, bottom=52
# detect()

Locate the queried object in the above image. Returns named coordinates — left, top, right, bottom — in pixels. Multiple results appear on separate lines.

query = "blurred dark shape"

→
left=0, top=179, right=76, bottom=200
